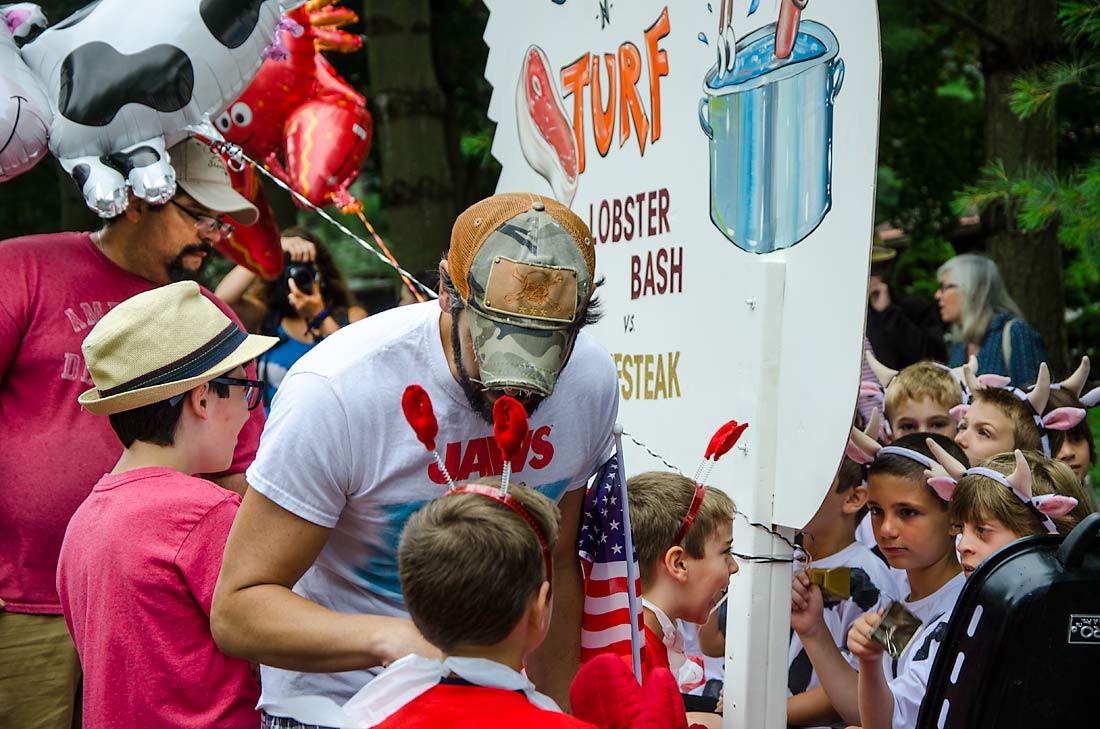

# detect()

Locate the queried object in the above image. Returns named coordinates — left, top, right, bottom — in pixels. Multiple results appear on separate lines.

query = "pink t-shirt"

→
left=57, top=467, right=260, bottom=728
left=0, top=231, right=264, bottom=613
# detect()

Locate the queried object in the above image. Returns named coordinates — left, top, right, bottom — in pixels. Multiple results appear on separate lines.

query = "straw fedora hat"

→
left=79, top=281, right=278, bottom=415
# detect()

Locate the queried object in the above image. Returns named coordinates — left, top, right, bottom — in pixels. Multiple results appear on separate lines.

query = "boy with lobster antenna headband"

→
left=323, top=388, right=690, bottom=729
left=953, top=360, right=1087, bottom=466
left=922, top=441, right=1086, bottom=580
left=791, top=430, right=970, bottom=729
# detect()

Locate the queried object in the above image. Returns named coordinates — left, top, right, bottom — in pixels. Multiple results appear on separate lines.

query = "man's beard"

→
left=166, top=242, right=212, bottom=282
left=451, top=312, right=543, bottom=425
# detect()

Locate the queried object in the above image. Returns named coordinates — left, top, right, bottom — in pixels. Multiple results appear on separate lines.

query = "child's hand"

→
left=847, top=610, right=885, bottom=663
left=790, top=571, right=826, bottom=637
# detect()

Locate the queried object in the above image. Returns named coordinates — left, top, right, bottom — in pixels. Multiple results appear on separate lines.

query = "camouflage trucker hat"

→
left=448, top=192, right=595, bottom=396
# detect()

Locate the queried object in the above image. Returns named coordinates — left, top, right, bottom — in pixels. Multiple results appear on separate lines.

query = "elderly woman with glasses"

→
left=935, top=253, right=1047, bottom=386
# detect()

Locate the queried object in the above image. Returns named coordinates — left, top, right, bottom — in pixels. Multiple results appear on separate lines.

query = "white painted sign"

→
left=486, top=2, right=880, bottom=726
left=485, top=0, right=879, bottom=530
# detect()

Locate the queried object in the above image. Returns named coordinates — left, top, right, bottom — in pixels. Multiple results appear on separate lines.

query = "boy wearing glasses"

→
left=56, top=282, right=277, bottom=729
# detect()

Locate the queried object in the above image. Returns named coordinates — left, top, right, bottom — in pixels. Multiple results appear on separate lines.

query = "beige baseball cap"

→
left=169, top=138, right=259, bottom=225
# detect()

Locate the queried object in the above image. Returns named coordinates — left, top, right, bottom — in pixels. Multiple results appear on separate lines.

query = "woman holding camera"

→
left=215, top=227, right=367, bottom=411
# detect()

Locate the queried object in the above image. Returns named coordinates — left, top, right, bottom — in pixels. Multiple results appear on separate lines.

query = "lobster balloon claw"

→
left=1059, top=356, right=1091, bottom=398
left=865, top=350, right=899, bottom=389
left=1026, top=363, right=1051, bottom=414
left=925, top=437, right=968, bottom=480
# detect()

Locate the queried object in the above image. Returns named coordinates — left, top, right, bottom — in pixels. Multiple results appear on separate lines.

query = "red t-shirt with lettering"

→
left=0, top=232, right=264, bottom=613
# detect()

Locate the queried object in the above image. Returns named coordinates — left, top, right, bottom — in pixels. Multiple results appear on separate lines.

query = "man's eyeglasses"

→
left=169, top=200, right=234, bottom=237
left=936, top=281, right=958, bottom=292
left=169, top=376, right=265, bottom=410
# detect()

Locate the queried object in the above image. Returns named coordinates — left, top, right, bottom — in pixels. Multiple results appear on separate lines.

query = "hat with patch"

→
left=169, top=137, right=259, bottom=225
left=448, top=192, right=595, bottom=397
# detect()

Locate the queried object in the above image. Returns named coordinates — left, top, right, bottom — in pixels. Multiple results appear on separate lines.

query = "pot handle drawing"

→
left=829, top=57, right=845, bottom=103
left=698, top=96, right=713, bottom=139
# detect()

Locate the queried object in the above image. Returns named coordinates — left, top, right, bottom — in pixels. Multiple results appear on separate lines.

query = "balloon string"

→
left=350, top=206, right=425, bottom=303
left=213, top=142, right=437, bottom=300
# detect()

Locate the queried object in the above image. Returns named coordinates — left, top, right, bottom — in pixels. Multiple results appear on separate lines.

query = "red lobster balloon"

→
left=213, top=1, right=371, bottom=277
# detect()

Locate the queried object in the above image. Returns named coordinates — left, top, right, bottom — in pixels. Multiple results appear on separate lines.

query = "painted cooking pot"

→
left=699, top=20, right=844, bottom=254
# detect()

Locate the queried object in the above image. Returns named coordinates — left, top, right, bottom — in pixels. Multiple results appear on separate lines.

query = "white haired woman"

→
left=936, top=253, right=1047, bottom=386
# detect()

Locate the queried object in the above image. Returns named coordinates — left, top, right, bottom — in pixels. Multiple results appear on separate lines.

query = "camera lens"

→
left=287, top=263, right=317, bottom=295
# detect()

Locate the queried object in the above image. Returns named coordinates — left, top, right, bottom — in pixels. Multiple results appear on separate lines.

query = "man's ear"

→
left=661, top=545, right=689, bottom=583
left=841, top=485, right=869, bottom=516
left=437, top=260, right=451, bottom=313
left=122, top=194, right=147, bottom=224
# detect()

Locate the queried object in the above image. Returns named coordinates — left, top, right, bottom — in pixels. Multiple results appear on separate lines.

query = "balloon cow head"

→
left=1, top=0, right=305, bottom=217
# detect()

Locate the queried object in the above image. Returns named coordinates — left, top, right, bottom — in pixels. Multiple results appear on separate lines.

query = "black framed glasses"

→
left=210, top=376, right=265, bottom=410
left=168, top=376, right=265, bottom=410
left=169, top=200, right=235, bottom=237
left=936, top=281, right=958, bottom=292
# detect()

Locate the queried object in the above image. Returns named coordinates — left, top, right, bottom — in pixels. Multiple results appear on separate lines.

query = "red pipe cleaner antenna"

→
left=401, top=385, right=454, bottom=488
left=493, top=396, right=529, bottom=494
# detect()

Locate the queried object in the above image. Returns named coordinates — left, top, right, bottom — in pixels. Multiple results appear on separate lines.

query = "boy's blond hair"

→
left=883, top=361, right=964, bottom=422
left=949, top=450, right=1084, bottom=536
left=626, top=471, right=735, bottom=586
left=398, top=481, right=559, bottom=653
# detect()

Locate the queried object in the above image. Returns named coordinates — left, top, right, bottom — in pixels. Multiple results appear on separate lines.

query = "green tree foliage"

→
left=954, top=0, right=1100, bottom=361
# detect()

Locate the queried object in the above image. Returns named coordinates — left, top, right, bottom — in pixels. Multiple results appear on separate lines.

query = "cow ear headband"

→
left=674, top=419, right=749, bottom=547
left=960, top=361, right=1087, bottom=458
left=922, top=440, right=1077, bottom=533
left=401, top=384, right=552, bottom=585
left=862, top=352, right=973, bottom=439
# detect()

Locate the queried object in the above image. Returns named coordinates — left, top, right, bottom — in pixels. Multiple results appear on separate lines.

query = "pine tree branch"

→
left=927, top=0, right=1012, bottom=51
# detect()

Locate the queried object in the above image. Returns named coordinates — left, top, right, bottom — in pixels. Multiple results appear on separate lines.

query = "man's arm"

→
left=524, top=485, right=584, bottom=711
left=210, top=472, right=247, bottom=497
left=211, top=487, right=437, bottom=672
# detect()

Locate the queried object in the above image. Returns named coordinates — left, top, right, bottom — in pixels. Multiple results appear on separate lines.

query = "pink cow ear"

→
left=860, top=381, right=885, bottom=399
left=1042, top=407, right=1087, bottom=431
left=927, top=476, right=958, bottom=502
left=1033, top=494, right=1079, bottom=518
left=846, top=439, right=875, bottom=465
left=949, top=404, right=970, bottom=421
left=977, top=373, right=1012, bottom=388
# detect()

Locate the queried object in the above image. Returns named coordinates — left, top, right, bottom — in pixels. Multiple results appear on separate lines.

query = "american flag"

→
left=578, top=452, right=645, bottom=676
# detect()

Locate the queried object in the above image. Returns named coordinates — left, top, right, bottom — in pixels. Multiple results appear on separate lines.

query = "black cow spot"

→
left=103, top=146, right=162, bottom=176
left=849, top=568, right=881, bottom=612
left=200, top=0, right=268, bottom=49
left=788, top=646, right=814, bottom=695
left=70, top=163, right=91, bottom=190
left=51, top=0, right=103, bottom=32
left=912, top=619, right=948, bottom=662
left=59, top=43, right=194, bottom=127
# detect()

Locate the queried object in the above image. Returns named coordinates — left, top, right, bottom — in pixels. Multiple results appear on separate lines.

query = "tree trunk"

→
left=976, top=0, right=1068, bottom=374
left=362, top=0, right=457, bottom=280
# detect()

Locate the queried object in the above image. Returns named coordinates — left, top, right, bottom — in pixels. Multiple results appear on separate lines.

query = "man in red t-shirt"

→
left=0, top=137, right=264, bottom=728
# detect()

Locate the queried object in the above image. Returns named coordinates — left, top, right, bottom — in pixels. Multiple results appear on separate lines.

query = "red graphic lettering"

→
left=529, top=426, right=554, bottom=469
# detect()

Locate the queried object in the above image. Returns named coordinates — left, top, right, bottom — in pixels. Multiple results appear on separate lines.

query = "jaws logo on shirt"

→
left=428, top=425, right=555, bottom=484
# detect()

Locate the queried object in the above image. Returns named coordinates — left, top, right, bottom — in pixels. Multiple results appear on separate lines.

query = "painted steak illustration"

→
left=515, top=44, right=578, bottom=205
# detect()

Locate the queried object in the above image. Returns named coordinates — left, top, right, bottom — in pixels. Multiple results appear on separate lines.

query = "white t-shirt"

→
left=788, top=541, right=901, bottom=729
left=884, top=572, right=965, bottom=729
left=246, top=302, right=619, bottom=706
